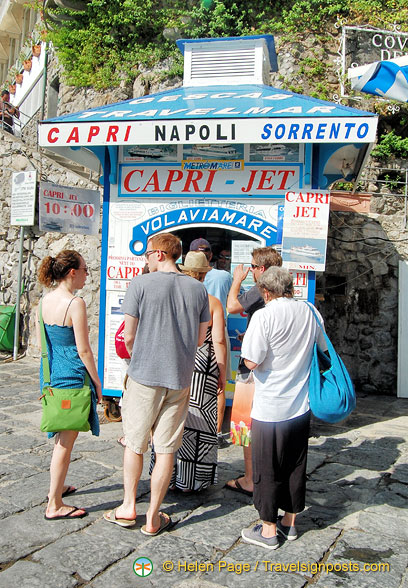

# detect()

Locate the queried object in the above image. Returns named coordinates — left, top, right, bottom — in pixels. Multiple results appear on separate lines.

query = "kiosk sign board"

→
left=11, top=171, right=37, bottom=226
left=343, top=26, right=408, bottom=69
left=39, top=181, right=100, bottom=235
left=281, top=190, right=330, bottom=271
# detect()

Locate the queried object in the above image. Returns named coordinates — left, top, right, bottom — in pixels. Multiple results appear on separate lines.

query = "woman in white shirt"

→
left=240, top=266, right=326, bottom=550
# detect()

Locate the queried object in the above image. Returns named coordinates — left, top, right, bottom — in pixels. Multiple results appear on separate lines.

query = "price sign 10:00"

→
left=44, top=202, right=95, bottom=218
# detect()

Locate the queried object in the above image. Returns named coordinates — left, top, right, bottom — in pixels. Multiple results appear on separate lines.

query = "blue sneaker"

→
left=241, top=524, right=279, bottom=550
left=276, top=517, right=297, bottom=541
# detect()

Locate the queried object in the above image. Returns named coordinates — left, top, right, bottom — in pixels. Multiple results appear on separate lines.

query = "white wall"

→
left=398, top=260, right=408, bottom=397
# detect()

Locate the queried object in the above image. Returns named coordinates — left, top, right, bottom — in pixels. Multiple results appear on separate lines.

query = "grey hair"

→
left=257, top=266, right=294, bottom=298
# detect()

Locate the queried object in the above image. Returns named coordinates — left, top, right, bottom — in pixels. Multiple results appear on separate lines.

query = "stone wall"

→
left=319, top=206, right=406, bottom=394
left=0, top=131, right=102, bottom=356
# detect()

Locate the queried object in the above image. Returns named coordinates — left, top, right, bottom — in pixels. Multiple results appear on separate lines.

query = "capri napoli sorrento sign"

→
left=39, top=117, right=376, bottom=147
left=39, top=85, right=378, bottom=148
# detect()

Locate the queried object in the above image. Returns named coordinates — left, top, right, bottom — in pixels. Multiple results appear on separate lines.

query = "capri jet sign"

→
left=281, top=190, right=330, bottom=271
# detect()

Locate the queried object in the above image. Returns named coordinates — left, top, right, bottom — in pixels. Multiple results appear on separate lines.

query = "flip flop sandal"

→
left=103, top=507, right=136, bottom=528
left=117, top=438, right=126, bottom=448
left=224, top=478, right=253, bottom=497
left=44, top=506, right=87, bottom=520
left=140, top=512, right=172, bottom=536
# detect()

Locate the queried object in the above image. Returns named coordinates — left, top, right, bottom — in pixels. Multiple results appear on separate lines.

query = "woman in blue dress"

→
left=36, top=250, right=102, bottom=520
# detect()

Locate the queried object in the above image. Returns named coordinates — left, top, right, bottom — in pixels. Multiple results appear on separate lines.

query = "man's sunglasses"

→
left=145, top=249, right=167, bottom=258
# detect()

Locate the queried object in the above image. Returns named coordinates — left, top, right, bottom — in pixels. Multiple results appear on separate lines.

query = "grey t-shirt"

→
left=121, top=271, right=210, bottom=390
left=238, top=284, right=264, bottom=324
left=236, top=284, right=264, bottom=376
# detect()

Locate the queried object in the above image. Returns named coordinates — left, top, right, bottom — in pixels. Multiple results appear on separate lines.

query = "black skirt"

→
left=251, top=410, right=311, bottom=523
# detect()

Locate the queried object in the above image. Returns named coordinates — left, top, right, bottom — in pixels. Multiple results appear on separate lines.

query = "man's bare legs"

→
left=114, top=446, right=143, bottom=521
left=144, top=452, right=174, bottom=533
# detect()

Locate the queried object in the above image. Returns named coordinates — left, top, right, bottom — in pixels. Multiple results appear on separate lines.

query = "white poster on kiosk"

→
left=104, top=196, right=284, bottom=393
left=281, top=190, right=330, bottom=271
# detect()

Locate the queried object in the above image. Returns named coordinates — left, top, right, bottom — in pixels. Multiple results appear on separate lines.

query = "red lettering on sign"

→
left=48, top=128, right=59, bottom=143
left=67, top=127, right=79, bottom=143
left=87, top=126, right=100, bottom=142
left=106, top=126, right=119, bottom=142
left=182, top=170, right=204, bottom=192
left=142, top=171, right=160, bottom=192
left=123, top=169, right=143, bottom=192
left=286, top=191, right=330, bottom=204
left=277, top=170, right=295, bottom=190
left=107, top=266, right=141, bottom=279
left=256, top=170, right=276, bottom=190
left=163, top=170, right=183, bottom=192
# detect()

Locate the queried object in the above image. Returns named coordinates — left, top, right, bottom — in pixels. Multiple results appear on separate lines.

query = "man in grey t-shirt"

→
left=104, top=233, right=210, bottom=535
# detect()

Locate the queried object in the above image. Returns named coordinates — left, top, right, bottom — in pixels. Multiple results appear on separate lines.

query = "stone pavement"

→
left=0, top=356, right=408, bottom=588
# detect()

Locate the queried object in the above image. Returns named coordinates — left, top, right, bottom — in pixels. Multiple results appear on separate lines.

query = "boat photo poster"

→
left=281, top=190, right=330, bottom=271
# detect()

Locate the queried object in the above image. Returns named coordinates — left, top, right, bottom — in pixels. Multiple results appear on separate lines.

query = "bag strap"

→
left=39, top=299, right=90, bottom=387
left=305, top=301, right=342, bottom=370
left=39, top=299, right=51, bottom=386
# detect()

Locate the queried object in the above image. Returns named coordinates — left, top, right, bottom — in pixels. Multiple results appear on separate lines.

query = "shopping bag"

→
left=306, top=303, right=356, bottom=423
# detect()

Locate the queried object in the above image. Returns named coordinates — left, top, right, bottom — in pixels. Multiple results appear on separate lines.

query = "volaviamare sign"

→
left=38, top=85, right=378, bottom=147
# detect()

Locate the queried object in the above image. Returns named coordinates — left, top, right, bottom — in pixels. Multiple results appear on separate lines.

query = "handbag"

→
left=115, top=321, right=130, bottom=359
left=39, top=300, right=91, bottom=432
left=306, top=302, right=356, bottom=423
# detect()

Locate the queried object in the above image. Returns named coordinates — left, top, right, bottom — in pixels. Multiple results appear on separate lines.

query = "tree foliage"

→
left=42, top=0, right=408, bottom=88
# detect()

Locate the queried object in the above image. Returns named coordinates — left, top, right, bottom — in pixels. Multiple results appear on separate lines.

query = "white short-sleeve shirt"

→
left=240, top=298, right=326, bottom=422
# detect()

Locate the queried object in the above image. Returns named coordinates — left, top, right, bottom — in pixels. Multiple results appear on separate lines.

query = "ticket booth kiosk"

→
left=38, top=35, right=378, bottom=412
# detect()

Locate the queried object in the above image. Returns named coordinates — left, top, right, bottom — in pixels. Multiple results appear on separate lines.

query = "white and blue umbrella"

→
left=348, top=55, right=408, bottom=103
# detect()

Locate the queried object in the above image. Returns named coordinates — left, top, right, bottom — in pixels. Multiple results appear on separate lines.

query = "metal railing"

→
left=359, top=165, right=408, bottom=228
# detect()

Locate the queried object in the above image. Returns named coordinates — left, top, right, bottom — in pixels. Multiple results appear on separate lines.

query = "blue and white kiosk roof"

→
left=38, top=34, right=378, bottom=189
left=39, top=83, right=377, bottom=147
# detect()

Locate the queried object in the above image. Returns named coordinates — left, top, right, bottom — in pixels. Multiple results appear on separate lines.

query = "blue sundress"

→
left=39, top=323, right=100, bottom=438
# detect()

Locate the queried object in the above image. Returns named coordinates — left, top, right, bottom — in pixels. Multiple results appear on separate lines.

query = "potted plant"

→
left=23, top=59, right=32, bottom=72
left=32, top=44, right=41, bottom=57
left=15, top=73, right=23, bottom=85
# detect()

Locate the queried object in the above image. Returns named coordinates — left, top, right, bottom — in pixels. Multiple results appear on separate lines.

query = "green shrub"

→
left=371, top=131, right=408, bottom=160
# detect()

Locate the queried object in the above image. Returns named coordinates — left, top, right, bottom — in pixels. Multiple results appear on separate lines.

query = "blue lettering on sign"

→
left=260, top=121, right=371, bottom=141
left=129, top=207, right=277, bottom=255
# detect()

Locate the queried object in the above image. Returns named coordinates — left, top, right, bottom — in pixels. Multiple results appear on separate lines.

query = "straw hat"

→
left=179, top=251, right=211, bottom=272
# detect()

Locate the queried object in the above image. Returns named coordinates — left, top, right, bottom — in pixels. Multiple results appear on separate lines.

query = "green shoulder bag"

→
left=39, top=300, right=91, bottom=433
